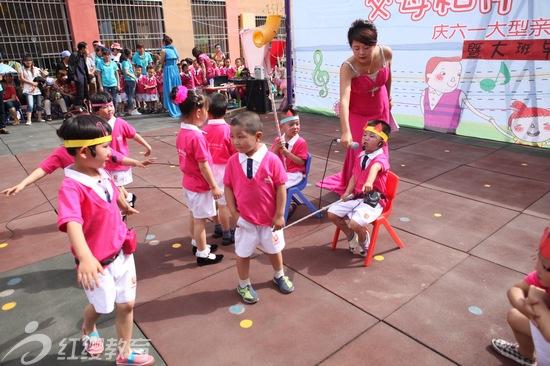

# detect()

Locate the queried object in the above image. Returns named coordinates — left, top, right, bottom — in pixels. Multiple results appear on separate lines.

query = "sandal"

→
left=116, top=349, right=155, bottom=366
left=81, top=325, right=104, bottom=357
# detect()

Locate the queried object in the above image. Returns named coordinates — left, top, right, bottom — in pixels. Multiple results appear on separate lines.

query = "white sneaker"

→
left=25, top=121, right=32, bottom=125
left=360, top=230, right=371, bottom=257
left=129, top=109, right=141, bottom=116
left=348, top=232, right=358, bottom=253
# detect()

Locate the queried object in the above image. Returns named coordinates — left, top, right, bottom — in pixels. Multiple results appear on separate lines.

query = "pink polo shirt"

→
left=224, top=145, right=287, bottom=226
left=202, top=119, right=237, bottom=164
left=57, top=167, right=126, bottom=263
left=270, top=134, right=307, bottom=174
left=525, top=271, right=550, bottom=296
left=105, top=117, right=136, bottom=172
left=176, top=123, right=213, bottom=193
left=352, top=148, right=390, bottom=206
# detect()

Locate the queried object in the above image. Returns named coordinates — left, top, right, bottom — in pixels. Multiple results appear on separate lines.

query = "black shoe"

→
left=0, top=128, right=9, bottom=134
left=192, top=244, right=219, bottom=255
left=197, top=254, right=224, bottom=266
left=212, top=227, right=223, bottom=238
left=128, top=194, right=137, bottom=208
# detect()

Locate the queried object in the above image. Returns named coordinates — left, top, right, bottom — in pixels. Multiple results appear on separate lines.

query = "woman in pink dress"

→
left=319, top=19, right=395, bottom=194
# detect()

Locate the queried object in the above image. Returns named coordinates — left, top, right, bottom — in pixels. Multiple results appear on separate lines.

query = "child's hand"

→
left=77, top=256, right=104, bottom=291
left=272, top=214, right=285, bottom=231
left=272, top=137, right=283, bottom=153
left=362, top=182, right=373, bottom=193
left=144, top=146, right=152, bottom=157
left=341, top=192, right=352, bottom=202
left=212, top=186, right=222, bottom=200
left=125, top=207, right=139, bottom=216
left=2, top=184, right=25, bottom=196
left=136, top=158, right=156, bottom=167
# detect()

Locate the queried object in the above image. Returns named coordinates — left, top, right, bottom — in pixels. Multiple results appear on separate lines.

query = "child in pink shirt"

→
left=223, top=58, right=236, bottom=79
left=143, top=65, right=159, bottom=113
left=270, top=107, right=308, bottom=188
left=171, top=86, right=224, bottom=266
left=135, top=66, right=146, bottom=112
left=56, top=114, right=154, bottom=366
left=91, top=92, right=152, bottom=209
left=328, top=120, right=391, bottom=256
left=180, top=63, right=195, bottom=90
left=224, top=111, right=294, bottom=304
left=2, top=113, right=154, bottom=197
left=202, top=93, right=237, bottom=245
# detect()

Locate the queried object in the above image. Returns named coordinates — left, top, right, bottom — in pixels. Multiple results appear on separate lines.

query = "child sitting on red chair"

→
left=327, top=120, right=391, bottom=256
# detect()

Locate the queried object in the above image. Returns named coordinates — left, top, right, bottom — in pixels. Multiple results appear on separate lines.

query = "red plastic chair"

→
left=331, top=171, right=404, bottom=266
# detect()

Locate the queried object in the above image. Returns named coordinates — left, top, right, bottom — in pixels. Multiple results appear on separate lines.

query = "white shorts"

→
left=531, top=321, right=550, bottom=365
left=327, top=198, right=383, bottom=227
left=184, top=188, right=216, bottom=219
left=144, top=93, right=159, bottom=102
left=135, top=93, right=146, bottom=103
left=235, top=217, right=285, bottom=258
left=116, top=92, right=128, bottom=103
left=285, top=171, right=304, bottom=188
left=107, top=168, right=133, bottom=187
left=212, top=163, right=226, bottom=206
left=84, top=253, right=137, bottom=314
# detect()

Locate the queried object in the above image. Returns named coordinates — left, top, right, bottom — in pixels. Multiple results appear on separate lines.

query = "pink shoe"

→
left=116, top=349, right=155, bottom=366
left=81, top=325, right=104, bottom=357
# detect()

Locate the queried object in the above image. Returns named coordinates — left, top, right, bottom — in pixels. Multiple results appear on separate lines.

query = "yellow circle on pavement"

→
left=172, top=243, right=182, bottom=248
left=0, top=243, right=8, bottom=248
left=2, top=302, right=17, bottom=311
left=240, top=319, right=253, bottom=328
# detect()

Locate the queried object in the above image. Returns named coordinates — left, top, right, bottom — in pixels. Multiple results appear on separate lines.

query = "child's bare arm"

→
left=120, top=156, right=155, bottom=168
left=2, top=167, right=48, bottom=196
left=362, top=162, right=382, bottom=193
left=341, top=175, right=355, bottom=201
left=272, top=184, right=286, bottom=230
left=508, top=279, right=535, bottom=317
left=279, top=144, right=306, bottom=166
left=117, top=194, right=138, bottom=216
left=66, top=221, right=104, bottom=290
left=198, top=161, right=221, bottom=199
left=132, top=133, right=152, bottom=157
left=225, top=186, right=239, bottom=224
left=527, top=285, right=550, bottom=341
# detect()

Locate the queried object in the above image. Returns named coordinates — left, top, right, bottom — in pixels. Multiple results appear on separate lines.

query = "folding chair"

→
left=284, top=153, right=322, bottom=224
left=331, top=171, right=404, bottom=266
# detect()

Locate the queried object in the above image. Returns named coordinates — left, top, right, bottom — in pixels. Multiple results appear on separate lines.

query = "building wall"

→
left=236, top=0, right=284, bottom=16
left=162, top=0, right=195, bottom=60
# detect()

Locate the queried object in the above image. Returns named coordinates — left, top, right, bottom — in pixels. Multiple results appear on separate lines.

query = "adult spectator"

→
left=111, top=42, right=122, bottom=63
left=68, top=41, right=91, bottom=109
left=159, top=35, right=181, bottom=118
left=212, top=43, right=225, bottom=63
left=192, top=46, right=215, bottom=86
left=19, top=54, right=47, bottom=125
left=55, top=51, right=71, bottom=74
left=132, top=42, right=152, bottom=71
left=120, top=48, right=141, bottom=116
left=1, top=73, right=21, bottom=125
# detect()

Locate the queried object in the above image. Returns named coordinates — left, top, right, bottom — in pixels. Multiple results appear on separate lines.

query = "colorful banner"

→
left=293, top=0, right=550, bottom=147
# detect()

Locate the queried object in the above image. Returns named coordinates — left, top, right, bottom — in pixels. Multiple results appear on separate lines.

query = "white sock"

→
left=125, top=193, right=133, bottom=203
left=239, top=278, right=251, bottom=288
left=274, top=269, right=284, bottom=279
left=191, top=239, right=197, bottom=247
left=195, top=248, right=211, bottom=258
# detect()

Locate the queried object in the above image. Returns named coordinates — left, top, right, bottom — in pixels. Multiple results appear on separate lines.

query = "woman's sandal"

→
left=81, top=325, right=104, bottom=357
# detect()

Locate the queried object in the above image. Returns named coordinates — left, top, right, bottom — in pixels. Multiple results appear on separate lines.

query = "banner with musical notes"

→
left=293, top=0, right=550, bottom=148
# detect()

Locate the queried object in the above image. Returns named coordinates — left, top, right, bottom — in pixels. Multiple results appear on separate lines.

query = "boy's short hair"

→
left=230, top=111, right=263, bottom=136
left=134, top=65, right=142, bottom=70
left=365, top=120, right=391, bottom=142
left=136, top=42, right=144, bottom=49
left=209, top=93, right=228, bottom=119
left=90, top=92, right=113, bottom=112
left=146, top=65, right=154, bottom=71
left=57, top=114, right=111, bottom=156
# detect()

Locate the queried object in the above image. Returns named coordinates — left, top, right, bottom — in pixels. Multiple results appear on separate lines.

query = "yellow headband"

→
left=64, top=135, right=112, bottom=148
left=364, top=125, right=388, bottom=142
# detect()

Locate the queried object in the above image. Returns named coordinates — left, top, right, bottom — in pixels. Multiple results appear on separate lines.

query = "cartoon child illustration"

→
left=489, top=100, right=550, bottom=147
left=420, top=56, right=494, bottom=134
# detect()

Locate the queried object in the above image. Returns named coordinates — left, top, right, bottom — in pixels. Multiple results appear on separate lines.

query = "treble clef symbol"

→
left=312, top=50, right=329, bottom=98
